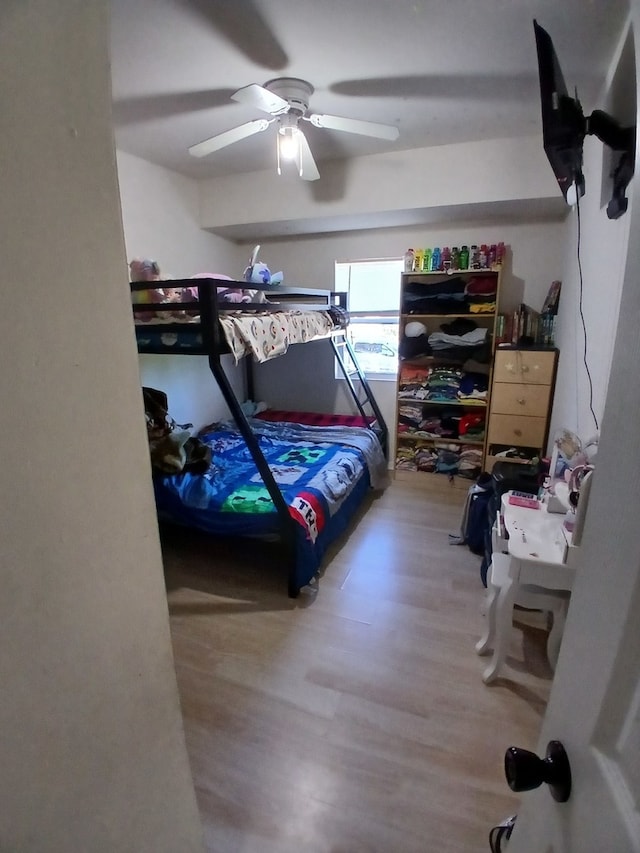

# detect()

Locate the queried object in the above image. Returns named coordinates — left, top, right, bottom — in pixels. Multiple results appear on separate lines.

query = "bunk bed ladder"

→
left=331, top=333, right=389, bottom=458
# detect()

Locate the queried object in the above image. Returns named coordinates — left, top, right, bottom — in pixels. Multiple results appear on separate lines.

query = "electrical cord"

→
left=575, top=194, right=600, bottom=434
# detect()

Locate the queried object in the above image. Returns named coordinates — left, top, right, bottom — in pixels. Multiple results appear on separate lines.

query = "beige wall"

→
left=117, top=149, right=242, bottom=278
left=116, top=150, right=246, bottom=429
left=0, top=2, right=203, bottom=850
left=199, top=135, right=562, bottom=238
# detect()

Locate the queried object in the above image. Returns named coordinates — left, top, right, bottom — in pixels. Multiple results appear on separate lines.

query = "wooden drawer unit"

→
left=490, top=382, right=552, bottom=417
left=492, top=349, right=556, bottom=385
left=488, top=413, right=548, bottom=447
left=486, top=347, right=558, bottom=470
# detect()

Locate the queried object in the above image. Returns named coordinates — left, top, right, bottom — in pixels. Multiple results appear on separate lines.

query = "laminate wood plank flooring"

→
left=161, top=475, right=553, bottom=852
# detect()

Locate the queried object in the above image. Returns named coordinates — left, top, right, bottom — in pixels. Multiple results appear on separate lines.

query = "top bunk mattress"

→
left=132, top=278, right=348, bottom=362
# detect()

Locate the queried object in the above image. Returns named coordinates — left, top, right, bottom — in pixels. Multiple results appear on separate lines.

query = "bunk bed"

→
left=131, top=276, right=389, bottom=596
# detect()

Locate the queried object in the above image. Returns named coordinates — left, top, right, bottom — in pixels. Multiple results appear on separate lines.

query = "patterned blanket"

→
left=134, top=307, right=339, bottom=363
left=218, top=310, right=337, bottom=363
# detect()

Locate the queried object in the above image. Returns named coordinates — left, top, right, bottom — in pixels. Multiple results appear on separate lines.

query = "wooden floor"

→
left=162, top=475, right=553, bottom=853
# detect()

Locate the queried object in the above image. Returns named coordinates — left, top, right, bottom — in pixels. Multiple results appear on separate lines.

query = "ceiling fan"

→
left=187, top=77, right=400, bottom=181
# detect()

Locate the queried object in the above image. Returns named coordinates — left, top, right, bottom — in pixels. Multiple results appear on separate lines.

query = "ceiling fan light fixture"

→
left=188, top=76, right=396, bottom=182
left=276, top=118, right=304, bottom=176
left=277, top=125, right=300, bottom=161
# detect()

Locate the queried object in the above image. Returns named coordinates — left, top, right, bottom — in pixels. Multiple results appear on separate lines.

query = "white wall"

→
left=549, top=20, right=635, bottom=444
left=117, top=149, right=241, bottom=278
left=247, top=220, right=567, bottom=306
left=117, top=150, right=246, bottom=428
left=0, top=3, right=203, bottom=850
left=200, top=136, right=562, bottom=236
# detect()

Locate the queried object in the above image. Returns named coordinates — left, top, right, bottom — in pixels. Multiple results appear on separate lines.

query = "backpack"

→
left=463, top=474, right=494, bottom=556
left=142, top=386, right=211, bottom=475
left=480, top=488, right=502, bottom=587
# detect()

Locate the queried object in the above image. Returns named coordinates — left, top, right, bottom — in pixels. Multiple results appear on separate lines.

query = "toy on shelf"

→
left=404, top=241, right=505, bottom=273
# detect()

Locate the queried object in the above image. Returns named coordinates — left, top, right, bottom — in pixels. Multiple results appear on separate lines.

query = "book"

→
left=537, top=313, right=557, bottom=346
left=542, top=280, right=562, bottom=315
left=510, top=303, right=540, bottom=345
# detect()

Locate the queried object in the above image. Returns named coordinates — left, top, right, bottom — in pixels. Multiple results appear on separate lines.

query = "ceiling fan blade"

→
left=188, top=118, right=271, bottom=158
left=297, top=130, right=320, bottom=181
left=308, top=113, right=399, bottom=141
left=231, top=84, right=289, bottom=115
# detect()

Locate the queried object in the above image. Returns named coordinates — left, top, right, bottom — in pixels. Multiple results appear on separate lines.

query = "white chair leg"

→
left=482, top=575, right=517, bottom=684
left=476, top=579, right=498, bottom=656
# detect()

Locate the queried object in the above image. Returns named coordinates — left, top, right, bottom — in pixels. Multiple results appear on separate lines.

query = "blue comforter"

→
left=153, top=418, right=388, bottom=588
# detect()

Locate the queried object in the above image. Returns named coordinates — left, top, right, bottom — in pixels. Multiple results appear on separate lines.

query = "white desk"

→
left=476, top=492, right=578, bottom=684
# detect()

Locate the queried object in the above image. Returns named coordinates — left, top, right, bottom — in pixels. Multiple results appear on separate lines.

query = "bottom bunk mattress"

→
left=152, top=418, right=389, bottom=592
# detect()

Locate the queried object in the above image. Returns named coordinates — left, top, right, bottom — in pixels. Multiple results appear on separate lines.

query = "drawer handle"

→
left=521, top=365, right=530, bottom=373
left=514, top=429, right=522, bottom=437
left=517, top=397, right=526, bottom=405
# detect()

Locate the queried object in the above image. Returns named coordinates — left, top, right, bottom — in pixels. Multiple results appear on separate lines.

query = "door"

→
left=508, top=14, right=640, bottom=849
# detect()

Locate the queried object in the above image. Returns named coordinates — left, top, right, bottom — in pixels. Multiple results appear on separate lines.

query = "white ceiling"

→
left=110, top=0, right=629, bottom=183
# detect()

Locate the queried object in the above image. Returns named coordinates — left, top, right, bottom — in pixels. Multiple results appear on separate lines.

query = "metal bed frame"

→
left=132, top=276, right=388, bottom=595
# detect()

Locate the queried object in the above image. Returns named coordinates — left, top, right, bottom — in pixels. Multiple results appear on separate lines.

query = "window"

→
left=334, top=258, right=403, bottom=380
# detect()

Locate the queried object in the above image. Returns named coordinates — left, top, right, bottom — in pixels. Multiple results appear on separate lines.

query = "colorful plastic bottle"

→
left=422, top=248, right=432, bottom=271
left=404, top=249, right=414, bottom=273
left=430, top=247, right=441, bottom=271
left=459, top=245, right=469, bottom=270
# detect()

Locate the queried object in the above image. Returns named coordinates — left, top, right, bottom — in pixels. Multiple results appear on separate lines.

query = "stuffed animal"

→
left=129, top=257, right=161, bottom=284
left=129, top=258, right=164, bottom=300
left=239, top=399, right=268, bottom=417
left=191, top=273, right=252, bottom=303
left=130, top=257, right=185, bottom=301
left=130, top=258, right=169, bottom=321
left=243, top=244, right=283, bottom=286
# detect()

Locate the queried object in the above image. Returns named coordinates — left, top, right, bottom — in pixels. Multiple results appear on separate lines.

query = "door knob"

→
left=504, top=740, right=571, bottom=802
